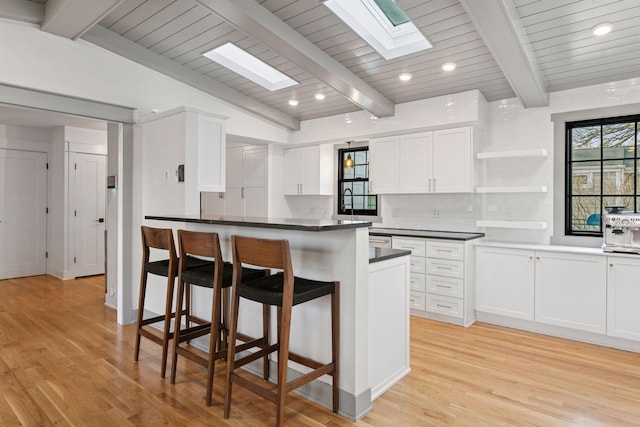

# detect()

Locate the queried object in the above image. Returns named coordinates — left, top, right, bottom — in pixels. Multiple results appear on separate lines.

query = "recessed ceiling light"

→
left=288, top=99, right=299, bottom=106
left=370, top=115, right=378, bottom=120
left=399, top=72, right=412, bottom=81
left=592, top=22, right=612, bottom=36
left=441, top=62, right=456, bottom=72
left=203, top=42, right=298, bottom=91
left=314, top=93, right=326, bottom=101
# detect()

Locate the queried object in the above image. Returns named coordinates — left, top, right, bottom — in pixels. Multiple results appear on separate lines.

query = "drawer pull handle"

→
left=437, top=304, right=452, bottom=309
left=436, top=284, right=452, bottom=289
left=437, top=266, right=452, bottom=271
left=438, top=249, right=452, bottom=253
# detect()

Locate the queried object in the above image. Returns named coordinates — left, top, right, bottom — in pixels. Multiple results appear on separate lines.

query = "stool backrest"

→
left=177, top=230, right=222, bottom=260
left=231, top=235, right=292, bottom=271
left=141, top=226, right=177, bottom=262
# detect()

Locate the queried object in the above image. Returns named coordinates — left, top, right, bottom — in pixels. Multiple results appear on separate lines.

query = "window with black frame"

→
left=338, top=146, right=377, bottom=216
left=566, top=115, right=640, bottom=236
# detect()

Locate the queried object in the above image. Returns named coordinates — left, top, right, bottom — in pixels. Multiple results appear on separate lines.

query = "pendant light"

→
left=344, top=141, right=354, bottom=169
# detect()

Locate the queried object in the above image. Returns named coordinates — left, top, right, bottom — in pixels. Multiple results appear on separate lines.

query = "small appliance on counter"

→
left=602, top=209, right=640, bottom=254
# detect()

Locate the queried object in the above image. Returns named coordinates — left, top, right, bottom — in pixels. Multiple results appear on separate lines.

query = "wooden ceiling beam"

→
left=460, top=0, right=549, bottom=108
left=41, top=0, right=125, bottom=40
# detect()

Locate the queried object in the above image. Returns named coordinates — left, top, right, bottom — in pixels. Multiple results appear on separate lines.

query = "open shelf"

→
left=477, top=148, right=548, bottom=160
left=476, top=185, right=548, bottom=193
left=476, top=220, right=548, bottom=230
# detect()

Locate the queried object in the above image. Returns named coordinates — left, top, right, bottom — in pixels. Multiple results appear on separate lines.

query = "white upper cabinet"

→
left=399, top=132, right=432, bottom=193
left=284, top=144, right=333, bottom=195
left=369, top=127, right=474, bottom=194
left=432, top=127, right=472, bottom=193
left=369, top=135, right=400, bottom=194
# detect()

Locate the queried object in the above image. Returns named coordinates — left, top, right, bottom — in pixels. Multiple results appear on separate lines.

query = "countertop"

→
left=370, top=227, right=485, bottom=241
left=369, top=247, right=411, bottom=264
left=145, top=214, right=372, bottom=232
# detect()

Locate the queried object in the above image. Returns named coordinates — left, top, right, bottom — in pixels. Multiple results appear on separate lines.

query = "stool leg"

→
left=160, top=272, right=175, bottom=378
left=134, top=270, right=148, bottom=362
left=170, top=279, right=186, bottom=384
left=262, top=304, right=270, bottom=381
left=223, top=291, right=241, bottom=418
left=206, top=283, right=223, bottom=406
left=332, top=282, right=340, bottom=413
left=275, top=299, right=293, bottom=427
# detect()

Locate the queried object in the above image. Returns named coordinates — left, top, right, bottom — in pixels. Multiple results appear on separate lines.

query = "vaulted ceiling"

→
left=3, top=0, right=639, bottom=130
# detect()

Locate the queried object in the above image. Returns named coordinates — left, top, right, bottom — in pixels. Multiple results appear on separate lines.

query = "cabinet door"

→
left=432, top=127, right=472, bottom=193
left=475, top=247, right=535, bottom=320
left=201, top=192, right=225, bottom=216
left=197, top=114, right=226, bottom=192
left=283, top=148, right=302, bottom=195
left=399, top=132, right=432, bottom=193
left=224, top=187, right=243, bottom=216
left=535, top=251, right=606, bottom=334
left=369, top=136, right=399, bottom=194
left=301, top=146, right=320, bottom=194
left=607, top=257, right=640, bottom=341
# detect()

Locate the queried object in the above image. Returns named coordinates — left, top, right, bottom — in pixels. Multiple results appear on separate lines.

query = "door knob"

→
left=96, top=218, right=105, bottom=223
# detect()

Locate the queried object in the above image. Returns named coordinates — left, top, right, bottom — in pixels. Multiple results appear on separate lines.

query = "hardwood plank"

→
left=1, top=274, right=640, bottom=425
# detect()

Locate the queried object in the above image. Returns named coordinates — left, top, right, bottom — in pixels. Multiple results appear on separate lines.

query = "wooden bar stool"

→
left=134, top=226, right=209, bottom=378
left=223, top=235, right=340, bottom=426
left=170, top=230, right=268, bottom=406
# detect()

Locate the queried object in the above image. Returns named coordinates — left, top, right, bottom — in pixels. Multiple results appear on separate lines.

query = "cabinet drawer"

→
left=410, top=291, right=426, bottom=311
left=392, top=237, right=426, bottom=257
left=426, top=294, right=462, bottom=318
left=427, top=241, right=464, bottom=261
left=409, top=256, right=426, bottom=274
left=409, top=273, right=426, bottom=293
left=426, top=259, right=464, bottom=278
left=426, top=275, right=463, bottom=298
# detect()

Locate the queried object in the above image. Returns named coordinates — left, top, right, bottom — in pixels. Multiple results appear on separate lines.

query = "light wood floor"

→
left=1, top=275, right=640, bottom=426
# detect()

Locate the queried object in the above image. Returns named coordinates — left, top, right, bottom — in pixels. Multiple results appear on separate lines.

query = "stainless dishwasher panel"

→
left=369, top=235, right=392, bottom=248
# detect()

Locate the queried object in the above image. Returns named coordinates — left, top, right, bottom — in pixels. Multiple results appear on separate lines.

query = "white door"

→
left=70, top=152, right=106, bottom=277
left=243, top=147, right=267, bottom=216
left=0, top=149, right=47, bottom=279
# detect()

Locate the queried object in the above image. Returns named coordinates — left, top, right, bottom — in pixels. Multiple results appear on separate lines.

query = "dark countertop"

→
left=145, top=214, right=372, bottom=232
left=370, top=227, right=485, bottom=241
left=369, top=247, right=411, bottom=264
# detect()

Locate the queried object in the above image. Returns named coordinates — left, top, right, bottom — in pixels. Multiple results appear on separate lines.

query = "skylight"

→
left=373, top=0, right=410, bottom=26
left=202, top=42, right=298, bottom=91
left=324, top=0, right=431, bottom=60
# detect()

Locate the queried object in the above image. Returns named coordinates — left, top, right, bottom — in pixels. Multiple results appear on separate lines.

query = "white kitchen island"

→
left=144, top=214, right=410, bottom=420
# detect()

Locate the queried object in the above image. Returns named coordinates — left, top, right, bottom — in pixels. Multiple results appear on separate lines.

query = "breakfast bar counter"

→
left=144, top=214, right=410, bottom=420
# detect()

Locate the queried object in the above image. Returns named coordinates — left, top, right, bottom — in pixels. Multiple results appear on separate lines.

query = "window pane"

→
left=354, top=165, right=367, bottom=179
left=571, top=161, right=601, bottom=195
left=373, top=0, right=410, bottom=26
left=366, top=195, right=377, bottom=210
left=571, top=126, right=600, bottom=161
left=354, top=150, right=367, bottom=165
left=603, top=196, right=633, bottom=214
left=353, top=181, right=364, bottom=195
left=602, top=159, right=634, bottom=195
left=571, top=196, right=601, bottom=232
left=603, top=122, right=635, bottom=159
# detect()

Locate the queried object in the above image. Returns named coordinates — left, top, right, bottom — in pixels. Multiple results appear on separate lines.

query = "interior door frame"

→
left=0, top=83, right=136, bottom=324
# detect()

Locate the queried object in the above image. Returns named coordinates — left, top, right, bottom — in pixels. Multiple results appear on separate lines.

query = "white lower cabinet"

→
left=607, top=257, right=640, bottom=341
left=393, top=236, right=473, bottom=326
left=534, top=251, right=606, bottom=334
left=475, top=246, right=535, bottom=320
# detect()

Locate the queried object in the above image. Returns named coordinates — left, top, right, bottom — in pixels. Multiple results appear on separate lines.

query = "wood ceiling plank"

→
left=99, top=0, right=145, bottom=28
left=120, top=1, right=197, bottom=42
left=107, top=0, right=175, bottom=35
left=135, top=5, right=210, bottom=48
left=42, top=0, right=125, bottom=40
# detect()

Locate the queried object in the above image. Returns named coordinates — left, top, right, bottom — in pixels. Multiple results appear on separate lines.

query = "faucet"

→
left=342, top=187, right=354, bottom=221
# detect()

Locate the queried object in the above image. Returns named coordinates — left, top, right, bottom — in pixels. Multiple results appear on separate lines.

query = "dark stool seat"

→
left=180, top=262, right=265, bottom=289
left=224, top=235, right=339, bottom=426
left=144, top=255, right=209, bottom=277
left=171, top=230, right=268, bottom=406
left=238, top=272, right=336, bottom=306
